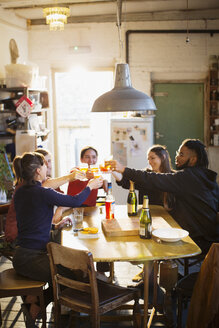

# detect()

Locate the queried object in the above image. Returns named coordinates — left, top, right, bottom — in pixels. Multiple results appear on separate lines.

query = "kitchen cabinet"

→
left=207, top=69, right=219, bottom=146
left=0, top=87, right=49, bottom=160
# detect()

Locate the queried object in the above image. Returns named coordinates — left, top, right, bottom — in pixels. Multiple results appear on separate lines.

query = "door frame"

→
left=151, top=79, right=208, bottom=146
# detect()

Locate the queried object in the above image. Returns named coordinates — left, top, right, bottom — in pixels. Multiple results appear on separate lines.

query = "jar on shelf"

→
left=209, top=55, right=218, bottom=70
left=210, top=103, right=217, bottom=115
left=210, top=90, right=217, bottom=100
left=210, top=78, right=217, bottom=85
left=213, top=134, right=219, bottom=146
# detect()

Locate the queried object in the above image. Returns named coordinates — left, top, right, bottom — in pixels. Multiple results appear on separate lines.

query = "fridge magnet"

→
left=112, top=141, right=127, bottom=165
left=112, top=128, right=128, bottom=141
left=140, top=129, right=147, bottom=140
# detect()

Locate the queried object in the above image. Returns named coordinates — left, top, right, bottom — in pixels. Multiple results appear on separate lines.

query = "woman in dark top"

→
left=12, top=152, right=103, bottom=321
left=114, top=144, right=175, bottom=209
left=5, top=148, right=85, bottom=244
left=113, top=145, right=175, bottom=281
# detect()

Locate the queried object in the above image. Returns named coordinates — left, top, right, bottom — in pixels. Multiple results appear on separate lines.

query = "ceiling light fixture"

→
left=43, top=6, right=70, bottom=31
left=91, top=0, right=156, bottom=113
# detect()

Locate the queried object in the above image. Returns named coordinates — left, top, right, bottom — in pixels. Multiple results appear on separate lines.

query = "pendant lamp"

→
left=91, top=63, right=156, bottom=112
left=91, top=0, right=156, bottom=113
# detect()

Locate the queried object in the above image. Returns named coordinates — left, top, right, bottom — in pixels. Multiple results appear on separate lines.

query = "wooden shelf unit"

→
left=0, top=87, right=49, bottom=158
left=207, top=69, right=219, bottom=146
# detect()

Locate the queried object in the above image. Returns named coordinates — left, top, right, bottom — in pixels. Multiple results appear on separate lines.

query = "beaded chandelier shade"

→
left=43, top=7, right=70, bottom=31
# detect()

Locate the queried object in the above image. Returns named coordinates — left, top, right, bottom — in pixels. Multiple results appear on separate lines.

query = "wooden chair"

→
left=0, top=203, right=10, bottom=238
left=175, top=271, right=198, bottom=328
left=0, top=203, right=15, bottom=262
left=0, top=268, right=47, bottom=328
left=186, top=243, right=219, bottom=328
left=177, top=213, right=219, bottom=277
left=47, top=242, right=141, bottom=328
left=176, top=242, right=219, bottom=328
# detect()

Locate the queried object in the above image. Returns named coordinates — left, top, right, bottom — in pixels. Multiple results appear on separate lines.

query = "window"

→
left=54, top=68, right=113, bottom=177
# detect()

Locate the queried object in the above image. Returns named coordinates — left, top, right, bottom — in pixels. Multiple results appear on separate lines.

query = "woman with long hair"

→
left=113, top=144, right=175, bottom=282
left=114, top=144, right=175, bottom=209
left=5, top=148, right=83, bottom=244
left=12, top=151, right=103, bottom=322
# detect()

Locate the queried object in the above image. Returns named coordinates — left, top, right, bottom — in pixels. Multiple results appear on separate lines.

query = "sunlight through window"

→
left=54, top=69, right=113, bottom=177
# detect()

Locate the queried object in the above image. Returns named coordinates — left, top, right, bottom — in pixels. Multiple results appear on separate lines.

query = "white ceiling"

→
left=0, top=0, right=219, bottom=25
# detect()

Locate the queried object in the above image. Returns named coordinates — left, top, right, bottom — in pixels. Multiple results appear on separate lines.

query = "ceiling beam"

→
left=30, top=8, right=219, bottom=26
left=0, top=0, right=179, bottom=10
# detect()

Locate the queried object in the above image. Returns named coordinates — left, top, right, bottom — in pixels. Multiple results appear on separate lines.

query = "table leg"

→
left=143, top=261, right=153, bottom=328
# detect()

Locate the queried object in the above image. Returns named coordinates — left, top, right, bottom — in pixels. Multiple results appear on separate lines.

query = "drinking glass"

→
left=79, top=163, right=88, bottom=173
left=103, top=155, right=113, bottom=172
left=93, top=170, right=102, bottom=178
left=73, top=208, right=84, bottom=229
left=90, top=165, right=99, bottom=173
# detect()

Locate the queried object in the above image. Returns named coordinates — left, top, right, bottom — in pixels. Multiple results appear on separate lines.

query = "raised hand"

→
left=109, top=160, right=125, bottom=173
left=69, top=169, right=86, bottom=181
left=86, top=168, right=94, bottom=180
left=87, top=177, right=103, bottom=190
left=112, top=171, right=123, bottom=181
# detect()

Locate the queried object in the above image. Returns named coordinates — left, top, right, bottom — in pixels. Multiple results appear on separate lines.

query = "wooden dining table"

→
left=62, top=205, right=201, bottom=327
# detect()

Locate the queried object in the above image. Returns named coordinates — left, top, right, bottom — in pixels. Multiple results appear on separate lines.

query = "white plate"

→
left=152, top=228, right=189, bottom=242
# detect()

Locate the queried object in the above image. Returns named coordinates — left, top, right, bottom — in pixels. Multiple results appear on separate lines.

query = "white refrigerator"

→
left=111, top=117, right=154, bottom=205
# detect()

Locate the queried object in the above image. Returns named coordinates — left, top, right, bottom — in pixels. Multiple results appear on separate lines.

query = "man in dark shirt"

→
left=110, top=139, right=219, bottom=253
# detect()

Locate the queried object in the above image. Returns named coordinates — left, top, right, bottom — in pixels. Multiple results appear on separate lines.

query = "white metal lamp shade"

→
left=91, top=63, right=156, bottom=112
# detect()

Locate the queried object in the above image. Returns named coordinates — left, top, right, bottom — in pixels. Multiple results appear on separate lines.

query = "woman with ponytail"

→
left=5, top=148, right=85, bottom=243
left=12, top=151, right=103, bottom=322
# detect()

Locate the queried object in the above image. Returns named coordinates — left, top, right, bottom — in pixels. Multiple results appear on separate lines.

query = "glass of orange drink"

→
left=90, top=165, right=99, bottom=173
left=79, top=163, right=88, bottom=173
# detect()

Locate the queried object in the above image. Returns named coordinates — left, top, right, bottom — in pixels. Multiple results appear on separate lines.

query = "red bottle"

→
left=105, top=183, right=115, bottom=219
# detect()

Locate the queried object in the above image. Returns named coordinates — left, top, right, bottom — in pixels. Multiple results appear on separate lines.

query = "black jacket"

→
left=117, top=169, right=163, bottom=206
left=117, top=168, right=175, bottom=208
left=122, top=166, right=219, bottom=243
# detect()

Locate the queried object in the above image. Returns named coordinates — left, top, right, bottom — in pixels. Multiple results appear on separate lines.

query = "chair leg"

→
left=54, top=303, right=61, bottom=328
left=184, top=259, right=189, bottom=276
left=177, top=294, right=183, bottom=328
left=91, top=312, right=100, bottom=328
left=0, top=302, right=2, bottom=327
left=38, top=289, right=47, bottom=328
left=133, top=298, right=141, bottom=328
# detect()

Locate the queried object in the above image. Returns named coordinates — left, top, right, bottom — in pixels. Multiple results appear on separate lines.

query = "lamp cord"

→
left=116, top=0, right=123, bottom=62
left=186, top=0, right=190, bottom=43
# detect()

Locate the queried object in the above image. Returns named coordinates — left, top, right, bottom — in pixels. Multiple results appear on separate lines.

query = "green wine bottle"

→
left=127, top=181, right=137, bottom=216
left=139, top=195, right=152, bottom=239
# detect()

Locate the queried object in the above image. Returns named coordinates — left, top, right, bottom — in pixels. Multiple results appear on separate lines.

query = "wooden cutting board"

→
left=102, top=207, right=171, bottom=237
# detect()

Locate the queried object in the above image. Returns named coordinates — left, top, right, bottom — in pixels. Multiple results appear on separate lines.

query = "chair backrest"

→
left=47, top=242, right=99, bottom=312
left=186, top=242, right=219, bottom=328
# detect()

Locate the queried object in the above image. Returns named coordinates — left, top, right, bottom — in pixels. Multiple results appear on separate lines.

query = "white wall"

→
left=0, top=11, right=28, bottom=78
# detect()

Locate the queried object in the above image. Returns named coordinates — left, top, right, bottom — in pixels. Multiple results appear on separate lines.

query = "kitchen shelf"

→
left=0, top=109, right=15, bottom=114
left=207, top=69, right=219, bottom=146
left=0, top=87, right=50, bottom=157
left=0, top=134, right=14, bottom=138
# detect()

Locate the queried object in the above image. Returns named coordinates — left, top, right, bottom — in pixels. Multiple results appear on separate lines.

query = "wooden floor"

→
left=0, top=255, right=190, bottom=328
